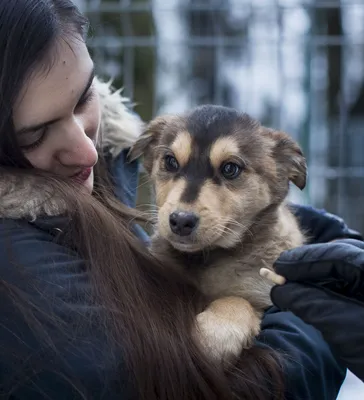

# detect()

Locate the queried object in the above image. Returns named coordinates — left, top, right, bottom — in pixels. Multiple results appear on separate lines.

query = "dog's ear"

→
left=127, top=118, right=161, bottom=163
left=127, top=130, right=155, bottom=163
left=127, top=115, right=174, bottom=167
left=266, top=130, right=307, bottom=190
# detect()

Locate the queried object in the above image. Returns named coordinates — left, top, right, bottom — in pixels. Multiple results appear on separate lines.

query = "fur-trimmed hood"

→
left=0, top=77, right=144, bottom=220
left=94, top=78, right=144, bottom=156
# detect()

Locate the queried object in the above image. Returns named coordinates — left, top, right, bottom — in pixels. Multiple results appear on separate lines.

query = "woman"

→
left=0, top=1, right=350, bottom=399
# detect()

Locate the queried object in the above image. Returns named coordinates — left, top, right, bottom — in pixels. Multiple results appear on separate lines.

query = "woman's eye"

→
left=76, top=87, right=95, bottom=109
left=18, top=127, right=48, bottom=151
left=164, top=154, right=179, bottom=172
left=220, top=162, right=242, bottom=180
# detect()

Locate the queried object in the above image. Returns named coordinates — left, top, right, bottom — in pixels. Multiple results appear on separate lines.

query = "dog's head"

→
left=128, top=105, right=306, bottom=253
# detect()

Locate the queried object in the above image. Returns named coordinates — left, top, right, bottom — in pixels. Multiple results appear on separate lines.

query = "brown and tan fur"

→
left=128, top=104, right=306, bottom=362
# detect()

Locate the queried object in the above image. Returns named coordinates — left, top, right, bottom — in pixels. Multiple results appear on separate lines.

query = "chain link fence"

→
left=75, top=0, right=364, bottom=235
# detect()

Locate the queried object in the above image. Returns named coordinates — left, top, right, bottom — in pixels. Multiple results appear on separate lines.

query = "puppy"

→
left=128, top=105, right=306, bottom=362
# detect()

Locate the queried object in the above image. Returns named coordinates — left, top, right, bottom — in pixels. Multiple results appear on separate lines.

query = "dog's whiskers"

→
left=136, top=202, right=159, bottom=210
left=137, top=211, right=158, bottom=218
left=212, top=224, right=242, bottom=243
left=217, top=217, right=254, bottom=241
left=136, top=178, right=153, bottom=191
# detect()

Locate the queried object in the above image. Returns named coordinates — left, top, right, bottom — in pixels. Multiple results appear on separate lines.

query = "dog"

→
left=128, top=104, right=306, bottom=362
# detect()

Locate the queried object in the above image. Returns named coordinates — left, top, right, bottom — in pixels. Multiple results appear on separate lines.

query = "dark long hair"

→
left=0, top=1, right=285, bottom=399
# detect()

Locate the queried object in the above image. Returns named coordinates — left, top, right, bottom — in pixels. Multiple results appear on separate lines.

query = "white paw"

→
left=195, top=309, right=261, bottom=363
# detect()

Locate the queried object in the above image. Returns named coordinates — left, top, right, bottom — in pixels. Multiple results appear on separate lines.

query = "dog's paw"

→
left=195, top=308, right=261, bottom=363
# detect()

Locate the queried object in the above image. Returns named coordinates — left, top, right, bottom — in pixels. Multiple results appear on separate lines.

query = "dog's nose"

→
left=169, top=211, right=199, bottom=236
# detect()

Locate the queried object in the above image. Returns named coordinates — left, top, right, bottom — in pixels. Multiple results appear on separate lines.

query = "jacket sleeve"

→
left=257, top=306, right=346, bottom=400
left=270, top=240, right=364, bottom=381
left=257, top=203, right=353, bottom=399
left=0, top=220, right=130, bottom=399
left=289, top=203, right=363, bottom=243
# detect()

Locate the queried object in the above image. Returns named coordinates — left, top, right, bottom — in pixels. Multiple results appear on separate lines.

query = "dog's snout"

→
left=169, top=211, right=199, bottom=236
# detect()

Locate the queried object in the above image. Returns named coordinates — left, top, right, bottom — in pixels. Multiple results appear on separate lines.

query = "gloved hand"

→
left=270, top=239, right=364, bottom=381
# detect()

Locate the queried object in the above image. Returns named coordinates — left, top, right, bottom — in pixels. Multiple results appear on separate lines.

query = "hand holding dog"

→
left=270, top=239, right=364, bottom=381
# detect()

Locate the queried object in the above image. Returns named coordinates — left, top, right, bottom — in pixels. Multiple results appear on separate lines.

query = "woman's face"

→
left=12, top=36, right=100, bottom=194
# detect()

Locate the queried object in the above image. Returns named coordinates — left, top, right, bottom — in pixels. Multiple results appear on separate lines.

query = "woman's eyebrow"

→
left=16, top=66, right=95, bottom=136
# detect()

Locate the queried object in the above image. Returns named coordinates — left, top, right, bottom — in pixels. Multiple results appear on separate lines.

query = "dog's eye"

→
left=164, top=155, right=179, bottom=172
left=220, top=162, right=241, bottom=179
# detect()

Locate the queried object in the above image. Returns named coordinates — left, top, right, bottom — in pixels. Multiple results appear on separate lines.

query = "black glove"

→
left=271, top=239, right=364, bottom=381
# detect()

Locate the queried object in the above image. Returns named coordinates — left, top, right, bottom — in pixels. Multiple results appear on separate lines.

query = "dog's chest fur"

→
left=152, top=204, right=304, bottom=311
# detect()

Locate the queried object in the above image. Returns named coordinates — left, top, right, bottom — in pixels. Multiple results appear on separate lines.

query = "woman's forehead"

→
left=13, top=37, right=93, bottom=131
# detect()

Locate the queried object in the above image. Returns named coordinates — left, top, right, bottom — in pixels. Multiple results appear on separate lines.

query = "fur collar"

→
left=95, top=78, right=144, bottom=156
left=0, top=77, right=143, bottom=220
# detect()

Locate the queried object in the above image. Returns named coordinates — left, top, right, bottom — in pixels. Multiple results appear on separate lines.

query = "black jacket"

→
left=0, top=202, right=356, bottom=399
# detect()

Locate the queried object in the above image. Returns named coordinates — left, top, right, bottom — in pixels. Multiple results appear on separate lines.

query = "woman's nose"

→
left=57, top=117, right=98, bottom=168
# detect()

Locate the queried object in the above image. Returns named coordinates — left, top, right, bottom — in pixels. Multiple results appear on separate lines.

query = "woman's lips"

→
left=71, top=167, right=92, bottom=183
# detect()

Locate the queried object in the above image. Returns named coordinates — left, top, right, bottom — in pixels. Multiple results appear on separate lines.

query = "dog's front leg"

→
left=195, top=296, right=262, bottom=363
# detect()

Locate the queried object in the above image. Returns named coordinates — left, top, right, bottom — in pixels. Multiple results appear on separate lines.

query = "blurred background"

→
left=74, top=0, right=364, bottom=397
